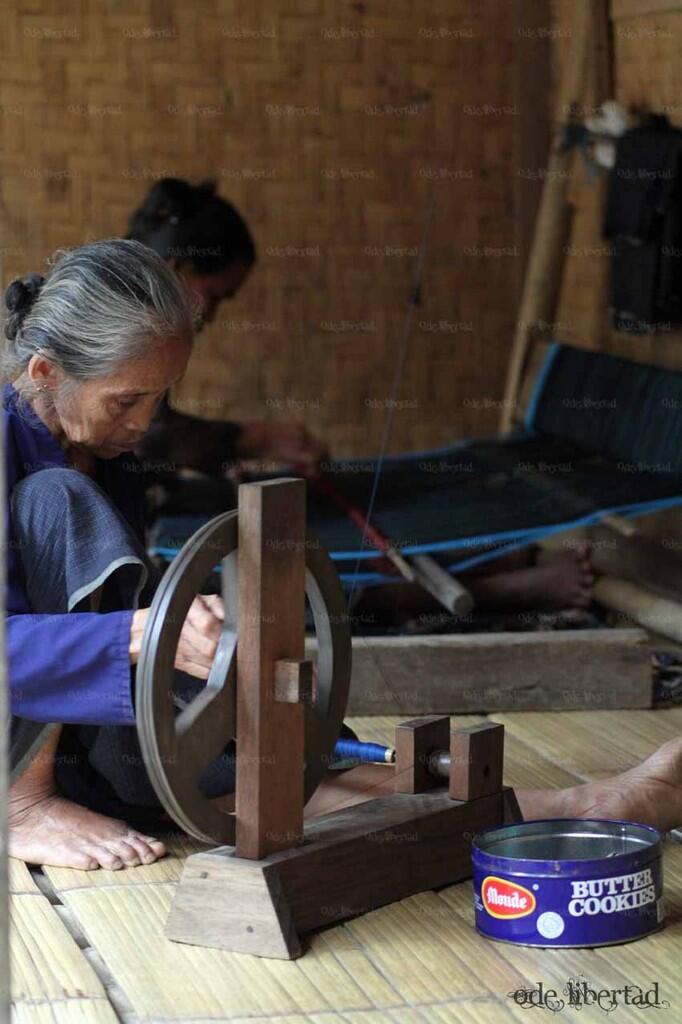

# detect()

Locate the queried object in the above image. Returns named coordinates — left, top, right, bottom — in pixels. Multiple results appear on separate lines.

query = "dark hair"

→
left=126, top=178, right=256, bottom=275
left=4, top=273, right=45, bottom=342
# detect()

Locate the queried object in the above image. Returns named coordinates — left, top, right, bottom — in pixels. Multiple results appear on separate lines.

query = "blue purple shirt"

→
left=4, top=382, right=143, bottom=727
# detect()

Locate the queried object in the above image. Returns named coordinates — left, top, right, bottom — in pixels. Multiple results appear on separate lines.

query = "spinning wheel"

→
left=134, top=479, right=517, bottom=960
left=136, top=497, right=352, bottom=846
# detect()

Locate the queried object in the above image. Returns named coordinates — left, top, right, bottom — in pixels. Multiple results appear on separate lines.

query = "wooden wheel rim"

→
left=136, top=510, right=352, bottom=845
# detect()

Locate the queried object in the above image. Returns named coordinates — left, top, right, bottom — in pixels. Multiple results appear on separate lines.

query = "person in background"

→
left=126, top=178, right=326, bottom=489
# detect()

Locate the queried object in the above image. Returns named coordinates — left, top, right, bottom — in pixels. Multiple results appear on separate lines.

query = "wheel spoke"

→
left=175, top=627, right=237, bottom=777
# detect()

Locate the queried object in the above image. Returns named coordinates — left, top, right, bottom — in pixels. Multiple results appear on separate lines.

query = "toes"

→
left=66, top=850, right=100, bottom=871
left=123, top=833, right=165, bottom=864
left=85, top=844, right=124, bottom=871
left=137, top=834, right=167, bottom=857
left=105, top=838, right=145, bottom=867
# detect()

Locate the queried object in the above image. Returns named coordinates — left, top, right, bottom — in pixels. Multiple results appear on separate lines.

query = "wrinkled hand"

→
left=130, top=594, right=226, bottom=680
left=238, top=419, right=329, bottom=471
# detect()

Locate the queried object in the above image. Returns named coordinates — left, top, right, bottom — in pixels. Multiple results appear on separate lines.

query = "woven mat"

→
left=9, top=709, right=682, bottom=1022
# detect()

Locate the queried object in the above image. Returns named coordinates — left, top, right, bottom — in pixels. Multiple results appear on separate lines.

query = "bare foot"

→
left=9, top=794, right=167, bottom=870
left=517, top=736, right=682, bottom=833
left=468, top=543, right=595, bottom=611
left=10, top=725, right=166, bottom=870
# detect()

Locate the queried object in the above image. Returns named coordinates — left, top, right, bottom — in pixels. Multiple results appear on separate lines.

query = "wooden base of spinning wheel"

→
left=167, top=776, right=520, bottom=959
left=140, top=478, right=520, bottom=959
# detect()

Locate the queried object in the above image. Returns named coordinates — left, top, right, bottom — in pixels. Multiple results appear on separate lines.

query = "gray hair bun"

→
left=4, top=273, right=45, bottom=341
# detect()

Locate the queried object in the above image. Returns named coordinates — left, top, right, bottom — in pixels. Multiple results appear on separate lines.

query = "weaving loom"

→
left=149, top=343, right=682, bottom=588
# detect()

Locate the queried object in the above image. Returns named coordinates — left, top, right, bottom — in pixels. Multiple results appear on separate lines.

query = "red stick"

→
left=302, top=470, right=415, bottom=581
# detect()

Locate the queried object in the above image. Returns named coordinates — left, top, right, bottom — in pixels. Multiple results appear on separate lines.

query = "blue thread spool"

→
left=472, top=818, right=664, bottom=948
left=330, top=739, right=394, bottom=769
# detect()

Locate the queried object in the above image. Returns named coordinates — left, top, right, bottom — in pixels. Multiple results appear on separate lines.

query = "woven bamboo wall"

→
left=0, top=0, right=526, bottom=457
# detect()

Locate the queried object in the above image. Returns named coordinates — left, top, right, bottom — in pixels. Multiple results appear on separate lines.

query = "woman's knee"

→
left=11, top=467, right=112, bottom=552
left=12, top=467, right=105, bottom=518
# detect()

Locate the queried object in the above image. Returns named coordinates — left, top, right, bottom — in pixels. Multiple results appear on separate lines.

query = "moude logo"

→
left=482, top=876, right=536, bottom=919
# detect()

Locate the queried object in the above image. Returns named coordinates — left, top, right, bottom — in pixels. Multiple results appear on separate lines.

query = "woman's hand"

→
left=129, top=594, right=226, bottom=679
left=237, top=419, right=328, bottom=471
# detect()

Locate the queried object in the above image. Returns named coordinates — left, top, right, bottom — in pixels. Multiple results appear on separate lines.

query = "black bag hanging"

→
left=603, top=114, right=682, bottom=334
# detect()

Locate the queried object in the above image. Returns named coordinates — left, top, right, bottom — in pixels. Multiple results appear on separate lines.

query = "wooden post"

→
left=236, top=479, right=307, bottom=860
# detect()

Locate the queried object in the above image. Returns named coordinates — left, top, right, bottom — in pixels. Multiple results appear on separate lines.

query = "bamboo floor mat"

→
left=10, top=708, right=682, bottom=1022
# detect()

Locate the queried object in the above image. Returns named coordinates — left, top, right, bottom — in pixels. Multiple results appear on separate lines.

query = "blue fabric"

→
left=147, top=344, right=682, bottom=591
left=529, top=343, right=682, bottom=471
left=4, top=383, right=145, bottom=727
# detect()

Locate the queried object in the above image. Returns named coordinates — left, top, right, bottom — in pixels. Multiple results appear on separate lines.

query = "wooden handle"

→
left=594, top=574, right=682, bottom=644
left=409, top=554, right=475, bottom=616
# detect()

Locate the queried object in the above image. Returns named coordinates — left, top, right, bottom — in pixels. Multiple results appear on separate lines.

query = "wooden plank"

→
left=333, top=630, right=653, bottom=714
left=236, top=479, right=307, bottom=860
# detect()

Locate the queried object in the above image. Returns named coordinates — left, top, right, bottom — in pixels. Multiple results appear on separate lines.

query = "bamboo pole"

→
left=594, top=575, right=682, bottom=645
left=500, top=0, right=598, bottom=434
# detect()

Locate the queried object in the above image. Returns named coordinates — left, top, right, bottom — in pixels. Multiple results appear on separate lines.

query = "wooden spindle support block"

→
left=394, top=715, right=451, bottom=794
left=449, top=722, right=504, bottom=802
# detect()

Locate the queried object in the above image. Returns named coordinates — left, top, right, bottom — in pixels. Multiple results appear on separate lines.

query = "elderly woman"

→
left=4, top=239, right=229, bottom=870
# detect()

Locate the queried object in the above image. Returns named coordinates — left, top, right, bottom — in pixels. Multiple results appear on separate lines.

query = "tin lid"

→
left=472, top=818, right=662, bottom=878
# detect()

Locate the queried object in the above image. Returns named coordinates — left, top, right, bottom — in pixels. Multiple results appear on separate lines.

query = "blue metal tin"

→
left=472, top=819, right=664, bottom=948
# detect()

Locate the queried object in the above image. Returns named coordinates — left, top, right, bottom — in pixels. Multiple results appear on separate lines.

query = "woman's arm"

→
left=7, top=609, right=136, bottom=727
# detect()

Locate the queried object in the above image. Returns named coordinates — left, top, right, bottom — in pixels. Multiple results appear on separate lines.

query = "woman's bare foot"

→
left=10, top=726, right=166, bottom=870
left=517, top=736, right=682, bottom=833
left=468, top=544, right=595, bottom=611
left=9, top=795, right=168, bottom=870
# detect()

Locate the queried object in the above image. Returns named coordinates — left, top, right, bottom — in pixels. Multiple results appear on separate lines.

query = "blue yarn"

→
left=333, top=739, right=392, bottom=763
